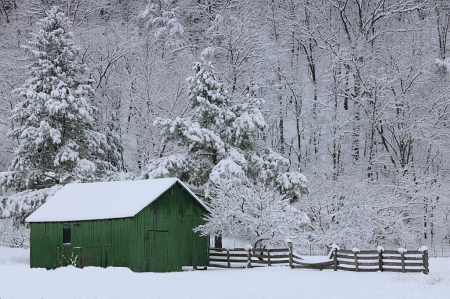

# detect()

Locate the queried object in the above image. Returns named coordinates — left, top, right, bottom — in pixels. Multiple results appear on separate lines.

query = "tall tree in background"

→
left=144, top=58, right=308, bottom=200
left=144, top=58, right=308, bottom=247
left=1, top=7, right=120, bottom=192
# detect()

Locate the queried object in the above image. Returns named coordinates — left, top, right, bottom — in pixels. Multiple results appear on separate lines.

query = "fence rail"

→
left=209, top=247, right=292, bottom=268
left=209, top=246, right=429, bottom=274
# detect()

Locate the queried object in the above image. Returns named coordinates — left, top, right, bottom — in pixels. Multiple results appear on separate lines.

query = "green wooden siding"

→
left=30, top=183, right=209, bottom=272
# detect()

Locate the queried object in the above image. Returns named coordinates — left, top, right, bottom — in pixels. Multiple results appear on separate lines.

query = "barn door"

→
left=146, top=230, right=170, bottom=272
left=180, top=215, right=209, bottom=267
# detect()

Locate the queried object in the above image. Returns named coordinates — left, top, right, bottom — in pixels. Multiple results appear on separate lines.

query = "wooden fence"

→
left=331, top=248, right=429, bottom=274
left=209, top=247, right=429, bottom=274
left=209, top=247, right=333, bottom=270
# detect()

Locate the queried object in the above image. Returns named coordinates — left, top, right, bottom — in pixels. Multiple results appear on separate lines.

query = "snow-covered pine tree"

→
left=139, top=0, right=187, bottom=59
left=143, top=59, right=230, bottom=189
left=144, top=58, right=308, bottom=201
left=1, top=7, right=120, bottom=192
left=144, top=59, right=309, bottom=247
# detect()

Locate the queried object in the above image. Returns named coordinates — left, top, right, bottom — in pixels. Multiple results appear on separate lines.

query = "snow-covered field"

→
left=0, top=247, right=449, bottom=299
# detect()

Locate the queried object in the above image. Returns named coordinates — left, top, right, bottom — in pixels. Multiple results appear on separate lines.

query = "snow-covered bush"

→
left=195, top=177, right=310, bottom=248
left=0, top=219, right=29, bottom=248
left=0, top=185, right=62, bottom=224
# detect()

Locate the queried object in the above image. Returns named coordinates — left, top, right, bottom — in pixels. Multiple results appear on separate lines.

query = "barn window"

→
left=63, top=228, right=71, bottom=244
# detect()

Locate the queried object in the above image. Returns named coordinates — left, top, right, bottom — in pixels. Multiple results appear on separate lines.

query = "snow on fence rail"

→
left=209, top=246, right=429, bottom=274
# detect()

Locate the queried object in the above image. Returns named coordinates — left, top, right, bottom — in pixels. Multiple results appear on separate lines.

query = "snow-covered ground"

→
left=0, top=247, right=449, bottom=299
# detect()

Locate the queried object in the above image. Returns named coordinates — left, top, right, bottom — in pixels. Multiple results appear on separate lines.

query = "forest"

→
left=0, top=0, right=449, bottom=250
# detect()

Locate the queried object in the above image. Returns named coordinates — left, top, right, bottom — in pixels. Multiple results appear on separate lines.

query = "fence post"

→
left=267, top=249, right=271, bottom=267
left=227, top=249, right=230, bottom=268
left=354, top=251, right=359, bottom=272
left=423, top=250, right=429, bottom=274
left=401, top=251, right=405, bottom=273
left=289, top=243, right=293, bottom=269
left=247, top=248, right=252, bottom=268
left=333, top=248, right=338, bottom=271
left=378, top=248, right=384, bottom=272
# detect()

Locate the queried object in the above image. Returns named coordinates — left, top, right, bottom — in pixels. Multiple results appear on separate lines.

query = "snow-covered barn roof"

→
left=26, top=178, right=208, bottom=223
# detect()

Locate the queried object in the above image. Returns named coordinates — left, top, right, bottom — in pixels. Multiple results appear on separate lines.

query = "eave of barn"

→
left=29, top=183, right=209, bottom=272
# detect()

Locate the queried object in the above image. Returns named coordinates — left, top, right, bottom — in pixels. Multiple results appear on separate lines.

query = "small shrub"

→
left=0, top=218, right=30, bottom=248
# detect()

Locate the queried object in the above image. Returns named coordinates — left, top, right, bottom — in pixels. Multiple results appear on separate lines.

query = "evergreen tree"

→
left=1, top=7, right=120, bottom=192
left=139, top=0, right=187, bottom=59
left=143, top=58, right=308, bottom=201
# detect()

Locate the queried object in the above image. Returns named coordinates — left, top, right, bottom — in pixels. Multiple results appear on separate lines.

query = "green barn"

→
left=25, top=178, right=210, bottom=272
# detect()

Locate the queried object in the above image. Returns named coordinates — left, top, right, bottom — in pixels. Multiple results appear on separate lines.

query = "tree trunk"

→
left=214, top=235, right=222, bottom=248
